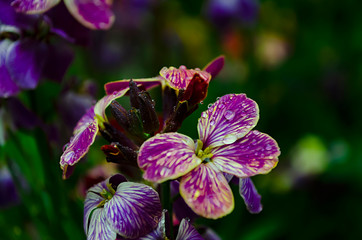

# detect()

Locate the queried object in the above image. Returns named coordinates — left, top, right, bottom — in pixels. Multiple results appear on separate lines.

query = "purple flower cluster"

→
left=59, top=56, right=280, bottom=239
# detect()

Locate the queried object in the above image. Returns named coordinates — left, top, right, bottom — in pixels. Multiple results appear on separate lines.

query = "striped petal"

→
left=104, top=182, right=162, bottom=239
left=104, top=78, right=162, bottom=95
left=138, top=210, right=166, bottom=240
left=138, top=133, right=201, bottom=183
left=64, top=0, right=115, bottom=30
left=84, top=179, right=108, bottom=233
left=60, top=113, right=98, bottom=178
left=198, top=94, right=259, bottom=148
left=180, top=163, right=234, bottom=219
left=87, top=208, right=117, bottom=240
left=11, top=0, right=60, bottom=14
left=211, top=130, right=280, bottom=178
left=0, top=40, right=19, bottom=98
left=239, top=178, right=262, bottom=214
left=160, top=66, right=211, bottom=91
left=176, top=219, right=203, bottom=240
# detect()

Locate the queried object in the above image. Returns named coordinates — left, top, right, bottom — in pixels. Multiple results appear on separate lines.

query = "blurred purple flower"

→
left=84, top=174, right=162, bottom=240
left=0, top=0, right=73, bottom=98
left=138, top=94, right=280, bottom=219
left=0, top=166, right=20, bottom=208
left=11, top=0, right=115, bottom=30
left=205, top=0, right=259, bottom=28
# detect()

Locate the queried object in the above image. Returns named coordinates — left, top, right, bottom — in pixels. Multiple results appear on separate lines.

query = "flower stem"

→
left=161, top=181, right=174, bottom=239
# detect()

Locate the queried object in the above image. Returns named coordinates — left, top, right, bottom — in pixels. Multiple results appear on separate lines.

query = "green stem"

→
left=161, top=181, right=174, bottom=239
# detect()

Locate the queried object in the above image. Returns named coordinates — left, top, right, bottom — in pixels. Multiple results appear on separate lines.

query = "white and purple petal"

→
left=87, top=208, right=117, bottom=240
left=198, top=94, right=259, bottom=148
left=159, top=66, right=211, bottom=91
left=84, top=179, right=108, bottom=233
left=137, top=210, right=166, bottom=240
left=138, top=133, right=201, bottom=183
left=104, top=182, right=162, bottom=239
left=180, top=163, right=234, bottom=219
left=104, top=78, right=162, bottom=95
left=211, top=130, right=280, bottom=178
left=60, top=118, right=98, bottom=178
left=63, top=0, right=115, bottom=30
left=239, top=178, right=262, bottom=214
left=11, top=0, right=60, bottom=14
left=176, top=219, right=203, bottom=240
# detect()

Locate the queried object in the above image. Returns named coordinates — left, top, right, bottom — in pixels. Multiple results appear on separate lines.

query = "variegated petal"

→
left=64, top=0, right=115, bottom=30
left=211, top=130, right=280, bottom=178
left=138, top=133, right=201, bottom=183
left=87, top=208, right=117, bottom=240
left=239, top=178, right=262, bottom=214
left=59, top=118, right=98, bottom=177
left=180, top=163, right=234, bottom=219
left=94, top=89, right=128, bottom=123
left=198, top=94, right=259, bottom=148
left=104, top=182, right=162, bottom=239
left=11, top=0, right=60, bottom=14
left=74, top=106, right=96, bottom=134
left=104, top=78, right=162, bottom=95
left=159, top=66, right=211, bottom=91
left=176, top=219, right=203, bottom=240
left=84, top=179, right=108, bottom=233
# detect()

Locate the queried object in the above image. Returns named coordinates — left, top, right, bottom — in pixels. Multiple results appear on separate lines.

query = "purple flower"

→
left=60, top=89, right=128, bottom=179
left=138, top=94, right=280, bottom=219
left=84, top=174, right=162, bottom=240
left=0, top=0, right=73, bottom=98
left=11, top=0, right=115, bottom=30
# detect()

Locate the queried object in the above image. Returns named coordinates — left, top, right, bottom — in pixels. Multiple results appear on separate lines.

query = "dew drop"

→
left=222, top=134, right=237, bottom=144
left=201, top=112, right=207, bottom=118
left=200, top=101, right=204, bottom=105
left=224, top=110, right=235, bottom=120
left=210, top=120, right=215, bottom=126
left=166, top=152, right=172, bottom=157
left=218, top=103, right=224, bottom=109
left=216, top=97, right=220, bottom=100
left=265, top=144, right=272, bottom=151
left=207, top=103, right=213, bottom=108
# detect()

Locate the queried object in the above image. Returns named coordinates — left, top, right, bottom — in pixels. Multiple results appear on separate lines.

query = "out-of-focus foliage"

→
left=1, top=0, right=362, bottom=239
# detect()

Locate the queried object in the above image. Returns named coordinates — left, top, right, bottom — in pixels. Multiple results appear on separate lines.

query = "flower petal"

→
left=94, top=89, right=129, bottom=123
left=159, top=66, right=211, bottom=91
left=87, top=208, right=117, bottom=240
left=203, top=55, right=225, bottom=79
left=176, top=219, right=203, bottom=240
left=11, top=0, right=60, bottom=14
left=138, top=133, right=201, bottom=183
left=138, top=210, right=166, bottom=240
left=198, top=94, right=259, bottom=148
left=0, top=40, right=19, bottom=98
left=64, top=0, right=115, bottom=30
left=104, top=182, right=162, bottom=239
left=84, top=179, right=108, bottom=233
left=104, top=78, right=162, bottom=95
left=60, top=117, right=98, bottom=178
left=211, top=130, right=280, bottom=178
left=180, top=163, right=234, bottom=219
left=6, top=39, right=47, bottom=90
left=239, top=177, right=262, bottom=214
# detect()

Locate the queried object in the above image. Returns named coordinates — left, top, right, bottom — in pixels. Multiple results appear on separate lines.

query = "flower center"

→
left=195, top=139, right=213, bottom=163
left=97, top=183, right=116, bottom=207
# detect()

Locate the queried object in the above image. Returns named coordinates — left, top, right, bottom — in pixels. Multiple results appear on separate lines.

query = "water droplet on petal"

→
left=216, top=97, right=220, bottom=100
left=207, top=103, right=213, bottom=108
left=166, top=152, right=172, bottom=157
left=200, top=101, right=204, bottom=105
left=224, top=110, right=235, bottom=120
left=218, top=103, right=224, bottom=109
left=222, top=134, right=237, bottom=144
left=265, top=144, right=272, bottom=151
left=201, top=112, right=207, bottom=118
left=210, top=120, right=215, bottom=126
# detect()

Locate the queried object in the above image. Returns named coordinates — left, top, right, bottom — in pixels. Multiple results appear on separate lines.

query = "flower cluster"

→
left=60, top=56, right=281, bottom=239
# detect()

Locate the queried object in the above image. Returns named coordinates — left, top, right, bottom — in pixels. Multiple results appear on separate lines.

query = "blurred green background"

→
left=1, top=0, right=362, bottom=239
